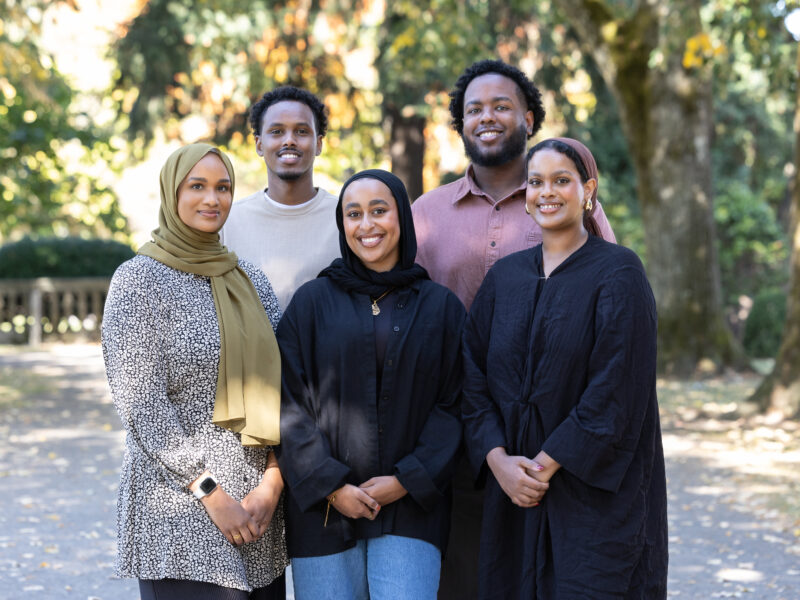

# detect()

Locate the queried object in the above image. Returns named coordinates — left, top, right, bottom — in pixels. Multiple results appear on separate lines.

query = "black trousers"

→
left=139, top=572, right=286, bottom=600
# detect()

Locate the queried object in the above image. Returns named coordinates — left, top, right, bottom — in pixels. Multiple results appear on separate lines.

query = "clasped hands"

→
left=196, top=454, right=283, bottom=547
left=327, top=475, right=408, bottom=521
left=487, top=447, right=558, bottom=508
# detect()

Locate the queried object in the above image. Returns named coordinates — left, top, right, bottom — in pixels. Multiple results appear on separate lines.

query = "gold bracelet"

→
left=324, top=493, right=336, bottom=527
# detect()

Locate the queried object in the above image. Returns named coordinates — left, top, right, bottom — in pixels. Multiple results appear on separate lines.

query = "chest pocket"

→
left=526, top=229, right=543, bottom=248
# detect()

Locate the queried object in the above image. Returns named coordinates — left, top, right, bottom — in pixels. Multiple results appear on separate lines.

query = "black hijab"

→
left=320, top=169, right=429, bottom=296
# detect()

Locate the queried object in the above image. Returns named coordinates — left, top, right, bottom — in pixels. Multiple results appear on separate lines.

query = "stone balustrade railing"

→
left=0, top=277, right=111, bottom=345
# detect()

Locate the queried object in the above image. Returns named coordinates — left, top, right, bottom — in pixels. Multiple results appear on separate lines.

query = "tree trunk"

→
left=751, top=42, right=800, bottom=416
left=386, top=105, right=425, bottom=201
left=558, top=0, right=742, bottom=374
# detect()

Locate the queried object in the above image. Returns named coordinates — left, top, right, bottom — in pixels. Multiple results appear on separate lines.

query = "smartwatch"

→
left=192, top=474, right=218, bottom=499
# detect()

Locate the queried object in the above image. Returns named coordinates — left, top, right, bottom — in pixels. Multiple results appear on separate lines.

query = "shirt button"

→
left=379, top=427, right=384, bottom=434
left=387, top=359, right=393, bottom=366
left=495, top=205, right=501, bottom=211
left=490, top=241, right=496, bottom=247
left=397, top=303, right=404, bottom=308
left=393, top=326, right=400, bottom=332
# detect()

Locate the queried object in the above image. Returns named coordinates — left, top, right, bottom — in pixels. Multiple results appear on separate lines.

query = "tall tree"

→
left=553, top=0, right=743, bottom=373
left=752, top=40, right=800, bottom=416
left=0, top=0, right=128, bottom=242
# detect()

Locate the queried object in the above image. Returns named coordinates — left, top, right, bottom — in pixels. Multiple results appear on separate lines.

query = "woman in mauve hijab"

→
left=102, top=144, right=287, bottom=599
left=463, top=138, right=668, bottom=599
left=276, top=169, right=465, bottom=599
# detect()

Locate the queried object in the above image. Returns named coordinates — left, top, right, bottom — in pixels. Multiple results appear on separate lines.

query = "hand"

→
left=241, top=452, right=283, bottom=538
left=329, top=484, right=381, bottom=520
left=528, top=450, right=561, bottom=483
left=486, top=447, right=549, bottom=508
left=359, top=476, right=407, bottom=506
left=200, top=486, right=260, bottom=547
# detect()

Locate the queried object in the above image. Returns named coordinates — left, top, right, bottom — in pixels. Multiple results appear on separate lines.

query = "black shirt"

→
left=276, top=276, right=465, bottom=558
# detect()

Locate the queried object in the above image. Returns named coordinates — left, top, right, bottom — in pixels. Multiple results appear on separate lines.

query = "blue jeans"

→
left=291, top=534, right=441, bottom=600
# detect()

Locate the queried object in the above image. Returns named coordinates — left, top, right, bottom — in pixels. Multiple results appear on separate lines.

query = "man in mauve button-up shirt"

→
left=412, top=59, right=616, bottom=600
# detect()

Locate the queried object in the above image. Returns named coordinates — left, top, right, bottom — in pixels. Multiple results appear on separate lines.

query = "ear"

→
left=583, top=178, right=597, bottom=203
left=315, top=135, right=323, bottom=157
left=255, top=135, right=264, bottom=157
left=524, top=110, right=534, bottom=136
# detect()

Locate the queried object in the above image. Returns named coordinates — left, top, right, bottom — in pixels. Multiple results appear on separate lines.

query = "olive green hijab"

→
left=139, top=143, right=281, bottom=446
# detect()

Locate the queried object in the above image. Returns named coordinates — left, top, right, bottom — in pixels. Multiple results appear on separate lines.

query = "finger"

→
left=245, top=518, right=260, bottom=541
left=231, top=531, right=244, bottom=546
left=354, top=487, right=381, bottom=511
left=359, top=478, right=377, bottom=488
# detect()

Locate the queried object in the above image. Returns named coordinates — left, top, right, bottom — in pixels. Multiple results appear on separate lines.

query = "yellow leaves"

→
left=600, top=21, right=618, bottom=43
left=683, top=32, right=725, bottom=69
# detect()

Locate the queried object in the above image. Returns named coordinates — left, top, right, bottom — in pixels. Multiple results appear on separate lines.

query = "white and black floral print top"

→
left=101, top=255, right=288, bottom=591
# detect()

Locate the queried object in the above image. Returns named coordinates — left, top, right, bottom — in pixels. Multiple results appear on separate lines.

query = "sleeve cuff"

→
left=542, top=415, right=633, bottom=493
left=395, top=455, right=441, bottom=512
left=285, top=456, right=352, bottom=512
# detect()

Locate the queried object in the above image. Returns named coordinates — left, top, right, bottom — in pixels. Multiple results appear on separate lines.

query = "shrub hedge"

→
left=0, top=237, right=135, bottom=279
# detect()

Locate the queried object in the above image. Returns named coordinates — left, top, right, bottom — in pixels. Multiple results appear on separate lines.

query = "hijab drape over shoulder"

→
left=138, top=143, right=281, bottom=446
left=319, top=169, right=429, bottom=296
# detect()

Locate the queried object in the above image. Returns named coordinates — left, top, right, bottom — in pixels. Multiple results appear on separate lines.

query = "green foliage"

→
left=715, top=180, right=789, bottom=306
left=0, top=237, right=135, bottom=279
left=743, top=287, right=788, bottom=358
left=0, top=0, right=130, bottom=243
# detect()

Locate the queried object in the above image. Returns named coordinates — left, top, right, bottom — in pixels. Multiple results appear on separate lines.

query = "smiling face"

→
left=461, top=72, right=533, bottom=167
left=255, top=100, right=322, bottom=182
left=176, top=152, right=233, bottom=233
left=342, top=178, right=401, bottom=273
left=525, top=148, right=596, bottom=234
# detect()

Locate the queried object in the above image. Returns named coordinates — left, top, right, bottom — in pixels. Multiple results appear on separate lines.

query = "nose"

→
left=479, top=106, right=495, bottom=123
left=282, top=130, right=297, bottom=147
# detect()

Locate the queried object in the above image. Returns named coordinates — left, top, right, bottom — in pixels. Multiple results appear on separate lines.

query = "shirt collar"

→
left=452, top=164, right=527, bottom=205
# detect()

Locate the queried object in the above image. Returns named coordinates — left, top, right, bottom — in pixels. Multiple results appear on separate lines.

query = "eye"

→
left=191, top=183, right=204, bottom=190
left=466, top=107, right=480, bottom=115
left=297, top=128, right=309, bottom=135
left=496, top=104, right=509, bottom=111
left=527, top=177, right=542, bottom=186
left=372, top=207, right=387, bottom=215
left=217, top=184, right=230, bottom=192
left=556, top=177, right=571, bottom=184
left=269, top=128, right=282, bottom=135
left=345, top=210, right=361, bottom=219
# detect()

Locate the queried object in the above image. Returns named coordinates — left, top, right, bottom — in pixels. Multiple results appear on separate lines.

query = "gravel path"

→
left=0, top=345, right=798, bottom=599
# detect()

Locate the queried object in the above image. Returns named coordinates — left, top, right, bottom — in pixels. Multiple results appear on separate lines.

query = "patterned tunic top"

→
left=101, top=255, right=288, bottom=591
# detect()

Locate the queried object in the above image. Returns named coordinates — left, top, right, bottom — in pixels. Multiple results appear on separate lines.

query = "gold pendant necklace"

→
left=370, top=289, right=393, bottom=316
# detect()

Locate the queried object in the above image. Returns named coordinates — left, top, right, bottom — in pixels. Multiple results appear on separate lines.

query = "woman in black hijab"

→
left=276, top=170, right=465, bottom=599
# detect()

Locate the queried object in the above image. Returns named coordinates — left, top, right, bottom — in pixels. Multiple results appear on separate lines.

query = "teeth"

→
left=478, top=131, right=500, bottom=139
left=281, top=153, right=299, bottom=158
left=538, top=204, right=560, bottom=210
left=361, top=236, right=381, bottom=244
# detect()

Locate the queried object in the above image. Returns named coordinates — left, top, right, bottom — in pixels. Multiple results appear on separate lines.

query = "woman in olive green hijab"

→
left=102, top=144, right=288, bottom=599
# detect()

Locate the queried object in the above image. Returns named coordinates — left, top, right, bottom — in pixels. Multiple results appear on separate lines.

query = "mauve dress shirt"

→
left=411, top=165, right=616, bottom=310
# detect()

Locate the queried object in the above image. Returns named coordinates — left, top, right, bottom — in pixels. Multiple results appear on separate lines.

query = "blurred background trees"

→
left=2, top=0, right=799, bottom=405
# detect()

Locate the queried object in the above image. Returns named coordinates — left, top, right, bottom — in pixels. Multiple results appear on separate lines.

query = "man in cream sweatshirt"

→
left=221, top=86, right=339, bottom=311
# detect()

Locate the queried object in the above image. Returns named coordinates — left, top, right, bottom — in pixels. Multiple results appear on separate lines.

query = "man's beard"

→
left=463, top=123, right=528, bottom=167
left=276, top=170, right=303, bottom=181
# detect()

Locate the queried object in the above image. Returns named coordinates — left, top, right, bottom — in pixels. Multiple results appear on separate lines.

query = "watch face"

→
left=199, top=477, right=217, bottom=494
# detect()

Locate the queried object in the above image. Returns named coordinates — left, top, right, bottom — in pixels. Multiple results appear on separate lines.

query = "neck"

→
left=266, top=172, right=317, bottom=206
left=540, top=226, right=589, bottom=277
left=471, top=153, right=527, bottom=202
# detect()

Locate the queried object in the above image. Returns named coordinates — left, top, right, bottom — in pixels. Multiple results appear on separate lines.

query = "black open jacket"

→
left=275, top=276, right=465, bottom=558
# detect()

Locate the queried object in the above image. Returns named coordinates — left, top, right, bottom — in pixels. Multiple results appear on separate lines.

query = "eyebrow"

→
left=527, top=170, right=572, bottom=176
left=266, top=121, right=313, bottom=128
left=187, top=177, right=231, bottom=183
left=465, top=95, right=515, bottom=106
left=344, top=198, right=390, bottom=209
